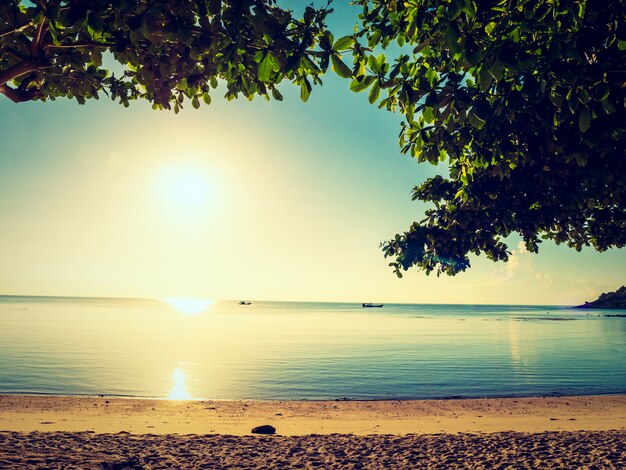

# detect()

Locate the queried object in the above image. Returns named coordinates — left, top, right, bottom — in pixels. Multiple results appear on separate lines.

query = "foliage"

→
left=349, top=0, right=626, bottom=276
left=0, top=0, right=357, bottom=109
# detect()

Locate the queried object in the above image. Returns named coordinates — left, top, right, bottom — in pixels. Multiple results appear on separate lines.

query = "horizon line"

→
left=0, top=293, right=577, bottom=308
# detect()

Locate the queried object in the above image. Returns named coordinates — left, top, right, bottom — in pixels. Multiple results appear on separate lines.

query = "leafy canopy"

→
left=0, top=0, right=356, bottom=109
left=1, top=0, right=625, bottom=277
left=350, top=0, right=626, bottom=276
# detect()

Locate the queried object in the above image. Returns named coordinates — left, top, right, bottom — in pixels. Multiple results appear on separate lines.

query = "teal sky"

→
left=0, top=2, right=624, bottom=305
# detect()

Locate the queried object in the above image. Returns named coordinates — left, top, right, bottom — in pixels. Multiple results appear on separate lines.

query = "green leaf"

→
left=319, top=33, right=331, bottom=51
left=202, top=92, right=211, bottom=105
left=413, top=40, right=431, bottom=54
left=333, top=35, right=355, bottom=51
left=208, top=0, right=221, bottom=15
left=368, top=55, right=381, bottom=74
left=462, top=0, right=477, bottom=18
left=129, top=29, right=143, bottom=45
left=594, top=83, right=610, bottom=102
left=368, top=81, right=381, bottom=104
left=478, top=66, right=494, bottom=90
left=192, top=95, right=200, bottom=109
left=300, top=79, right=311, bottom=102
left=47, top=22, right=61, bottom=46
left=406, top=20, right=417, bottom=41
left=257, top=54, right=274, bottom=82
left=468, top=110, right=486, bottom=129
left=423, top=107, right=434, bottom=124
left=510, top=28, right=521, bottom=43
left=485, top=22, right=497, bottom=37
left=574, top=153, right=588, bottom=166
left=425, top=68, right=438, bottom=87
left=356, top=59, right=366, bottom=78
left=578, top=108, right=592, bottom=133
left=300, top=55, right=320, bottom=73
left=350, top=76, right=376, bottom=93
left=331, top=55, right=352, bottom=78
left=445, top=25, right=460, bottom=52
left=271, top=88, right=283, bottom=101
left=447, top=0, right=463, bottom=19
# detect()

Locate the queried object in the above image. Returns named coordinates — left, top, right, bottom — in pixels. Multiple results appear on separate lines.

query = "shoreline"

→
left=4, top=388, right=626, bottom=401
left=2, top=393, right=625, bottom=436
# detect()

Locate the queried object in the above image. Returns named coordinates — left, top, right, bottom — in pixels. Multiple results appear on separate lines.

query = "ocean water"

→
left=0, top=296, right=625, bottom=400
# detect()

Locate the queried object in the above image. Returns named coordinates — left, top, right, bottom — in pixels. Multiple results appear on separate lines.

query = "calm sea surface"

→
left=0, top=296, right=625, bottom=400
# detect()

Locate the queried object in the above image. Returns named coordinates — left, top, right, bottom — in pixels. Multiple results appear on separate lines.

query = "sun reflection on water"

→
left=168, top=367, right=192, bottom=400
left=162, top=298, right=214, bottom=315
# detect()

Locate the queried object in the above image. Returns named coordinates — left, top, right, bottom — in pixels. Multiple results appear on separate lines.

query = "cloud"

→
left=535, top=271, right=553, bottom=285
left=490, top=241, right=530, bottom=283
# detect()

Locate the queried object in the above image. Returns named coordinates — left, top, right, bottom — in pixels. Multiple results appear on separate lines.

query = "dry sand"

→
left=2, top=429, right=625, bottom=469
left=1, top=394, right=625, bottom=468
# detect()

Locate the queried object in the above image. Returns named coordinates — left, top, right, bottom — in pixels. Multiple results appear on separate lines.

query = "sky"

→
left=0, top=2, right=624, bottom=305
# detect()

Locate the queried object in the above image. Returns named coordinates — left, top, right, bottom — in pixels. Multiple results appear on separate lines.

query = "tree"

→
left=0, top=0, right=351, bottom=109
left=348, top=0, right=626, bottom=276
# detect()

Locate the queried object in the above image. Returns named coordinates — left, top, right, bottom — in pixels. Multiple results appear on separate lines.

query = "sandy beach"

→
left=1, top=394, right=625, bottom=468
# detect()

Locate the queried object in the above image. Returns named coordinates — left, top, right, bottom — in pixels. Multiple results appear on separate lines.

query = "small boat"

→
left=362, top=303, right=383, bottom=308
left=239, top=301, right=252, bottom=305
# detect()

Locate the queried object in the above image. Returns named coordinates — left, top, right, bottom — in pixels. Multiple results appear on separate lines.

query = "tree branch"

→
left=0, top=61, right=40, bottom=87
left=32, top=16, right=47, bottom=57
left=0, top=23, right=32, bottom=38
left=43, top=41, right=115, bottom=51
left=0, top=83, right=37, bottom=102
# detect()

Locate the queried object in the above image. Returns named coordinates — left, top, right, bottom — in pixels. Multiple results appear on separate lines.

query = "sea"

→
left=1, top=296, right=625, bottom=401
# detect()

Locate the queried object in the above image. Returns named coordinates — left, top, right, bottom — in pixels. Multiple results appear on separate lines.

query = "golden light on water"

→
left=162, top=298, right=214, bottom=315
left=167, top=367, right=192, bottom=400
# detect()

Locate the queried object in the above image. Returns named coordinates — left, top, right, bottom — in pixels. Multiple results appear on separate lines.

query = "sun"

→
left=155, top=165, right=215, bottom=215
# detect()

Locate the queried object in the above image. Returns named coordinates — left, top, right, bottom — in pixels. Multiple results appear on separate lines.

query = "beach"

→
left=1, top=394, right=625, bottom=468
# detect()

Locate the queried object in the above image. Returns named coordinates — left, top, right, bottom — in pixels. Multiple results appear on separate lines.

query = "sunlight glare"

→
left=155, top=166, right=215, bottom=215
left=167, top=367, right=192, bottom=400
left=163, top=297, right=214, bottom=315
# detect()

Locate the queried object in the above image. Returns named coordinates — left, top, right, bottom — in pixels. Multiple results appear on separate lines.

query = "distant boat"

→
left=362, top=303, right=383, bottom=308
left=239, top=301, right=252, bottom=305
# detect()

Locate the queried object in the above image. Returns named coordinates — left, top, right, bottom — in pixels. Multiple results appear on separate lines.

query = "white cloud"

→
left=490, top=241, right=530, bottom=283
left=535, top=271, right=553, bottom=284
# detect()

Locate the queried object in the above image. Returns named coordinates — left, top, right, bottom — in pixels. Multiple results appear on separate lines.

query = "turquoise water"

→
left=0, top=296, right=625, bottom=400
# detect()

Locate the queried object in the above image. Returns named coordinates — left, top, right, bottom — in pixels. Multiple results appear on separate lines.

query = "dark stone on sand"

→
left=99, top=457, right=143, bottom=470
left=251, top=425, right=276, bottom=435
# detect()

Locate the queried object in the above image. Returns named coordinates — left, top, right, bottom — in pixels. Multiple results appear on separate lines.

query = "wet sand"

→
left=1, top=394, right=625, bottom=468
left=2, top=394, right=625, bottom=435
